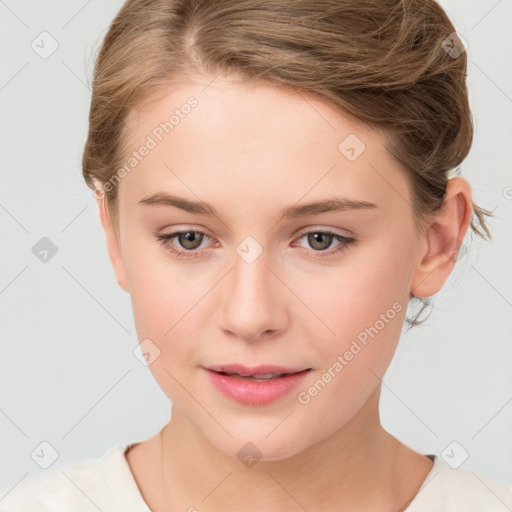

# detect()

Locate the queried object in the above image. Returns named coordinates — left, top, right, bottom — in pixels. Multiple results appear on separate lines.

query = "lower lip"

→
left=204, top=368, right=311, bottom=406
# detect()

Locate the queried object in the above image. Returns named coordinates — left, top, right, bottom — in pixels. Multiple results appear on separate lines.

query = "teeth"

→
left=227, top=372, right=287, bottom=379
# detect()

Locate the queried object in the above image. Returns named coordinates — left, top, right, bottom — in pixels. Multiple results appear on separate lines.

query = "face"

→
left=103, top=75, right=423, bottom=461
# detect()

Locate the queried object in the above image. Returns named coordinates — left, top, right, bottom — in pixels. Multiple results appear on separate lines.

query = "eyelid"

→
left=156, top=225, right=216, bottom=242
left=293, top=225, right=353, bottom=238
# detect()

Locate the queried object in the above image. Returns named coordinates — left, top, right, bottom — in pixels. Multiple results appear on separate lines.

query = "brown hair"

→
left=82, top=0, right=494, bottom=328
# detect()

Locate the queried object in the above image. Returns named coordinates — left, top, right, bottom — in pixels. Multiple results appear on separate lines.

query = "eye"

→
left=292, top=229, right=356, bottom=258
left=155, top=229, right=215, bottom=259
left=155, top=228, right=356, bottom=260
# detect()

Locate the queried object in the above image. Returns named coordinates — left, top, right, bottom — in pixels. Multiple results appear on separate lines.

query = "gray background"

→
left=1, top=0, right=511, bottom=495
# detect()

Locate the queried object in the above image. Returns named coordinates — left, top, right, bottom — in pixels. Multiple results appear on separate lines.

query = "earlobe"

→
left=95, top=195, right=129, bottom=293
left=410, top=177, right=473, bottom=299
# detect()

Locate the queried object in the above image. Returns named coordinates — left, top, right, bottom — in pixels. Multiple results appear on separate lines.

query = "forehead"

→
left=125, top=76, right=380, bottom=155
left=119, top=77, right=410, bottom=219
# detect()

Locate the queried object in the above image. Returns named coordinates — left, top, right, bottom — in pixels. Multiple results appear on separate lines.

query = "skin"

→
left=96, top=74, right=473, bottom=512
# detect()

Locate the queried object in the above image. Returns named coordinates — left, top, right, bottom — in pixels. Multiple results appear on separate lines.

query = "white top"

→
left=1, top=444, right=512, bottom=511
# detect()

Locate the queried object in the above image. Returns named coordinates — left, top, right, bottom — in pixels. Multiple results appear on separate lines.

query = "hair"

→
left=82, top=0, right=494, bottom=328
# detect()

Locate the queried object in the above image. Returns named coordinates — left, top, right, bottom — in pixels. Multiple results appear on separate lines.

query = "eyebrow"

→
left=138, top=192, right=378, bottom=218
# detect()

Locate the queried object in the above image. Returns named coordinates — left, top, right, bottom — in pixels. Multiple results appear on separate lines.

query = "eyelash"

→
left=155, top=229, right=356, bottom=260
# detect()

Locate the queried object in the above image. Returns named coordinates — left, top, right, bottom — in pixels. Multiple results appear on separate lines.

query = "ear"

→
left=410, top=177, right=473, bottom=298
left=95, top=194, right=129, bottom=293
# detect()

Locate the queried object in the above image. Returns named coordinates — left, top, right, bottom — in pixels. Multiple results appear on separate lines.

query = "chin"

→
left=210, top=427, right=316, bottom=464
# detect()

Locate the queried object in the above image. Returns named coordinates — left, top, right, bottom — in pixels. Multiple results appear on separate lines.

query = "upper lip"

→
left=205, top=364, right=311, bottom=376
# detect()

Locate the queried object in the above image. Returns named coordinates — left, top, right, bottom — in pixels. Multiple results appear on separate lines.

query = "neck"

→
left=156, top=387, right=429, bottom=512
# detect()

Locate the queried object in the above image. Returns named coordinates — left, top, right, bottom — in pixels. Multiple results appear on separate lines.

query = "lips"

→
left=203, top=364, right=312, bottom=405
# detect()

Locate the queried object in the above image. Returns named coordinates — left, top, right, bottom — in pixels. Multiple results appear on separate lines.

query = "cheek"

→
left=125, top=251, right=206, bottom=402
left=123, top=236, right=198, bottom=345
left=292, top=252, right=409, bottom=428
left=301, top=236, right=411, bottom=374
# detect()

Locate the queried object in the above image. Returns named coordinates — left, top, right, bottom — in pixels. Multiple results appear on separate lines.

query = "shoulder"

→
left=0, top=444, right=140, bottom=512
left=407, top=455, right=512, bottom=511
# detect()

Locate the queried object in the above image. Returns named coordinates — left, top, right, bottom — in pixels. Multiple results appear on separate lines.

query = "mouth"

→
left=203, top=365, right=313, bottom=405
left=205, top=364, right=312, bottom=381
left=211, top=370, right=309, bottom=382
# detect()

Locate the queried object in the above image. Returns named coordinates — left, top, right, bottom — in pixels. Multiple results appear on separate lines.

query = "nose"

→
left=220, top=248, right=289, bottom=343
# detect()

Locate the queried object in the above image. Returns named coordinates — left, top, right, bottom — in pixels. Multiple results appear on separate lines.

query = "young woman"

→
left=2, top=0, right=511, bottom=511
